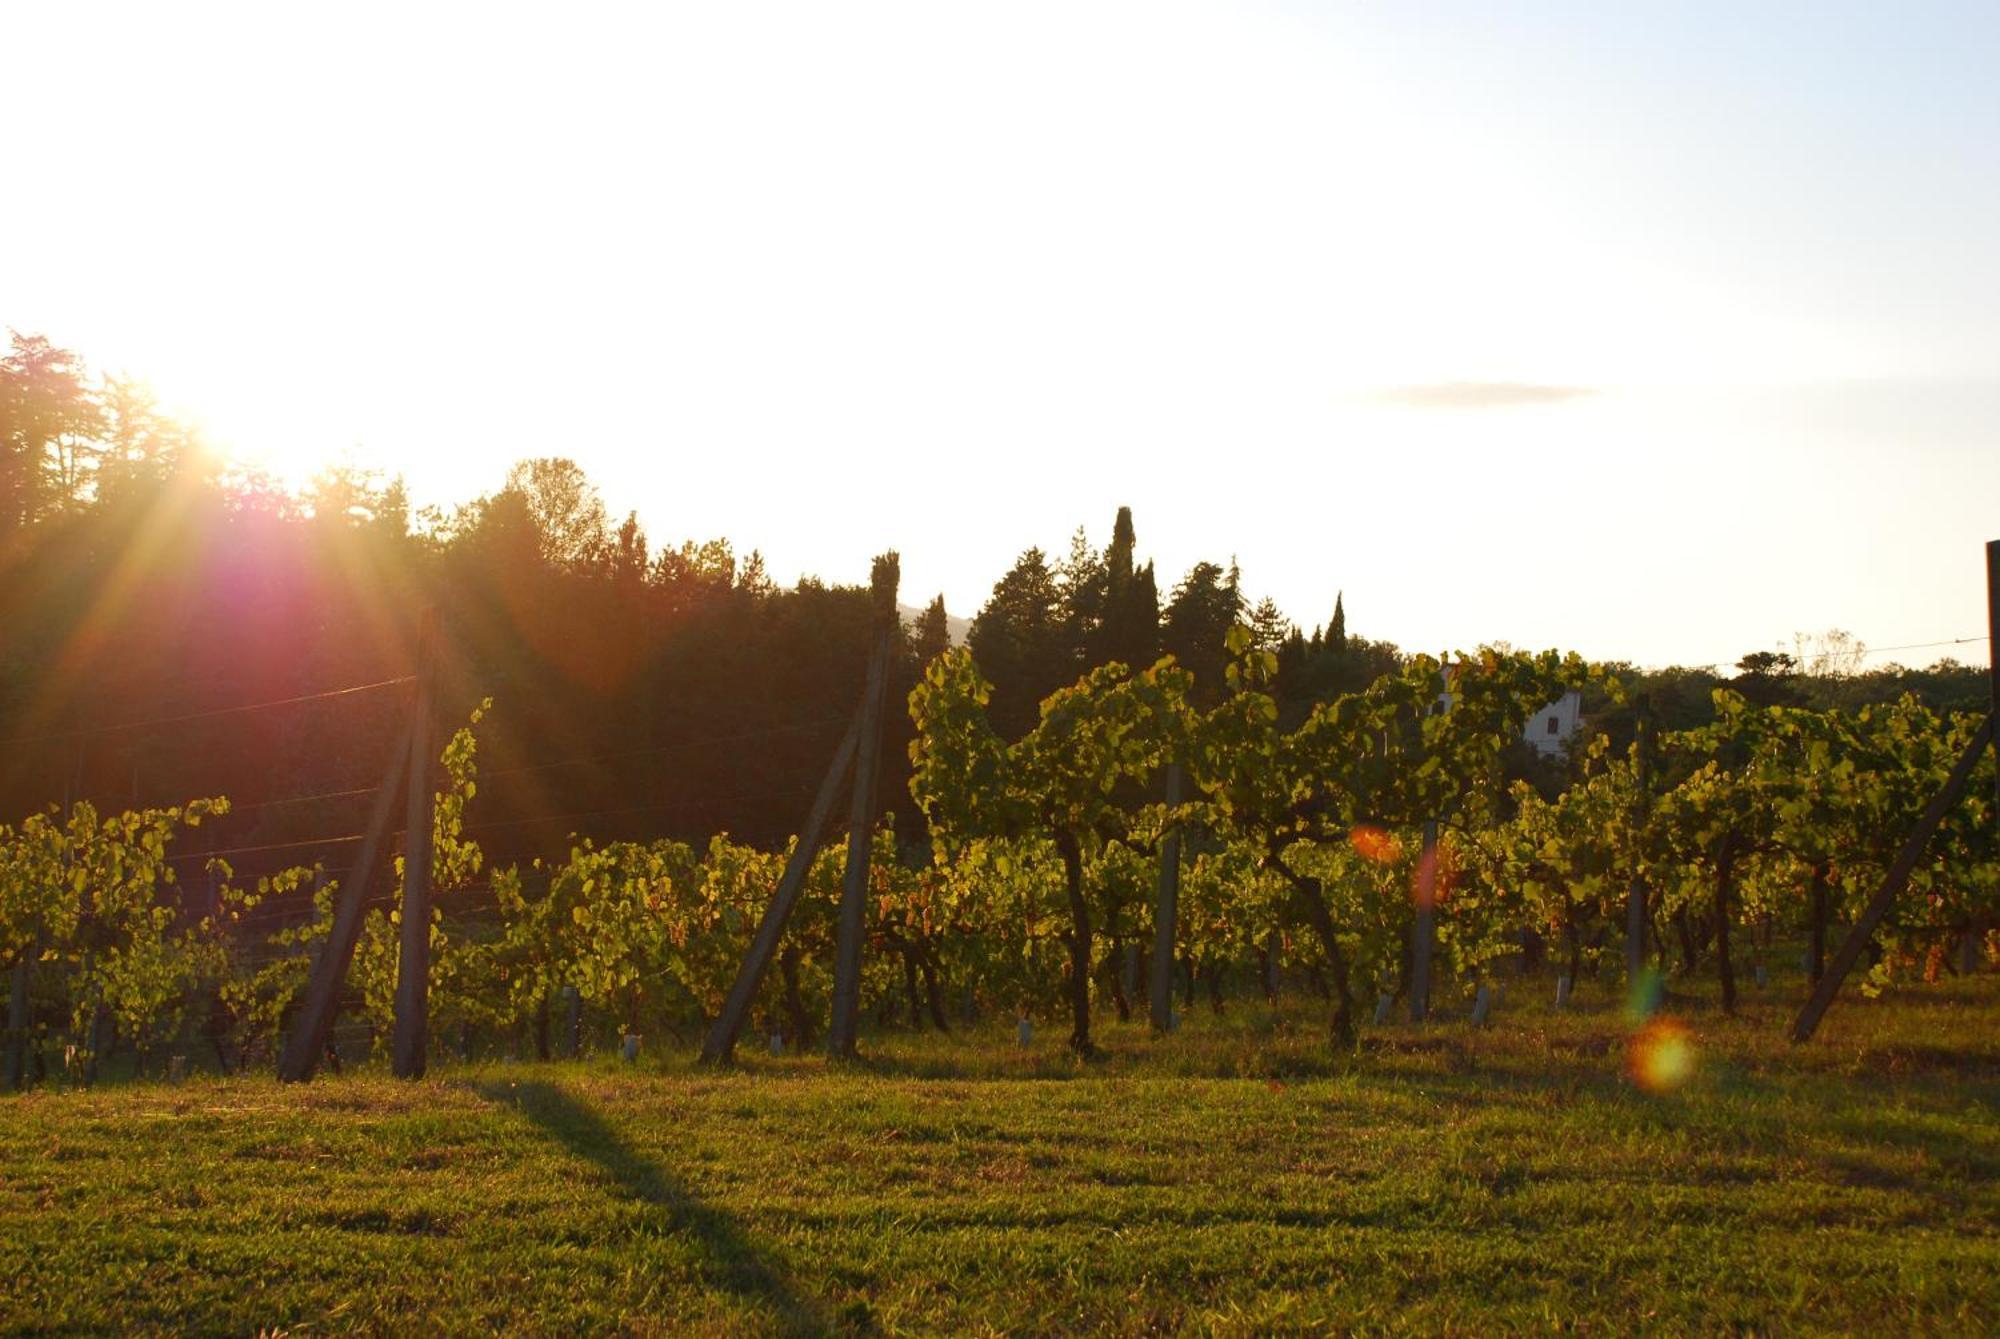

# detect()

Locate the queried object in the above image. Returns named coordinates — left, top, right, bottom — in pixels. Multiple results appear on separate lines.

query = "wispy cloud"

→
left=1377, top=381, right=1596, bottom=410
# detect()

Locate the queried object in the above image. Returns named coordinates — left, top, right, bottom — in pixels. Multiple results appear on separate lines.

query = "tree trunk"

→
left=1260, top=937, right=1278, bottom=1001
left=901, top=945, right=925, bottom=1031
left=1055, top=832, right=1095, bottom=1055
left=5, top=956, right=30, bottom=1091
left=1715, top=832, right=1738, bottom=1015
left=1274, top=861, right=1354, bottom=1047
left=535, top=993, right=552, bottom=1061
left=1808, top=864, right=1829, bottom=985
left=1305, top=963, right=1331, bottom=1000
left=1674, top=908, right=1699, bottom=974
left=1104, top=940, right=1131, bottom=1022
left=779, top=944, right=813, bottom=1047
left=1204, top=959, right=1225, bottom=1015
left=918, top=946, right=950, bottom=1032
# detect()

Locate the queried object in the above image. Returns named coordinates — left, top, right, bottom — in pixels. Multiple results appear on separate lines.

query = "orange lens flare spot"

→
left=1349, top=825, right=1400, bottom=864
left=1627, top=1019, right=1696, bottom=1094
left=1409, top=838, right=1459, bottom=910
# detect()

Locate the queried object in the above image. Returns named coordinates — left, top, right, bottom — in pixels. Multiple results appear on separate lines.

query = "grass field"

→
left=4, top=970, right=1997, bottom=1336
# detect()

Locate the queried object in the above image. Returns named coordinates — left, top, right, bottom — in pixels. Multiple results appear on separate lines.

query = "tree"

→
left=1056, top=527, right=1107, bottom=670
left=503, top=457, right=609, bottom=571
left=1246, top=596, right=1289, bottom=653
left=909, top=648, right=1192, bottom=1054
left=1, top=331, right=102, bottom=533
left=911, top=595, right=952, bottom=669
left=1098, top=506, right=1159, bottom=671
left=1162, top=561, right=1242, bottom=705
left=610, top=511, right=649, bottom=588
left=1732, top=651, right=1801, bottom=708
left=968, top=548, right=1071, bottom=738
left=94, top=375, right=202, bottom=505
left=1190, top=636, right=1595, bottom=1044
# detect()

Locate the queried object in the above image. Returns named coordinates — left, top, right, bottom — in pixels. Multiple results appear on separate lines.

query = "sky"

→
left=4, top=1, right=1996, bottom=671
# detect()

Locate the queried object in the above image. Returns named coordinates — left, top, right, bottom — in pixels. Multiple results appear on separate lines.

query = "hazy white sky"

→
left=5, top=1, right=1996, bottom=670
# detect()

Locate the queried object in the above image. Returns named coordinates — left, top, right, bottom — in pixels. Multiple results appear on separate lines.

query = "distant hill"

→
left=899, top=603, right=972, bottom=647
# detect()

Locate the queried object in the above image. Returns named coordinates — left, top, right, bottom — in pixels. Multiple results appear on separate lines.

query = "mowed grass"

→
left=3, top=969, right=1997, bottom=1336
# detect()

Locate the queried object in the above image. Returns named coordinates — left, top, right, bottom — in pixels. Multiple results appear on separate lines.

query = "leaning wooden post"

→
left=279, top=627, right=430, bottom=1083
left=391, top=608, right=441, bottom=1079
left=1791, top=711, right=1993, bottom=1043
left=1149, top=761, right=1184, bottom=1033
left=1625, top=693, right=1653, bottom=985
left=699, top=711, right=862, bottom=1063
left=278, top=726, right=413, bottom=1081
left=826, top=553, right=899, bottom=1060
left=1409, top=818, right=1438, bottom=1023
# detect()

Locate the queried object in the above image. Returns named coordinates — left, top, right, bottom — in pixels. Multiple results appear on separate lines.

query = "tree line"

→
left=1, top=322, right=1986, bottom=876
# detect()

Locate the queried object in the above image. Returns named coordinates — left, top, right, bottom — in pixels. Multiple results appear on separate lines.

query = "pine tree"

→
left=1098, top=506, right=1158, bottom=671
left=1329, top=591, right=1347, bottom=654
left=912, top=594, right=952, bottom=668
left=969, top=547, right=1070, bottom=737
left=1162, top=560, right=1242, bottom=704
left=1246, top=596, right=1289, bottom=652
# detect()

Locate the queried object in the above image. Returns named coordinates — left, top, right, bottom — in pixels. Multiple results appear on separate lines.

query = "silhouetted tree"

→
left=911, top=595, right=952, bottom=669
left=969, top=548, right=1070, bottom=737
left=1161, top=560, right=1241, bottom=704
left=503, top=457, right=609, bottom=572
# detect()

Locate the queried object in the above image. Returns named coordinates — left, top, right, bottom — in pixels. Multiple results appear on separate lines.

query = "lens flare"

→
left=1627, top=1019, right=1696, bottom=1094
left=1626, top=965, right=1665, bottom=1022
left=1409, top=836, right=1460, bottom=910
left=1349, top=824, right=1400, bottom=864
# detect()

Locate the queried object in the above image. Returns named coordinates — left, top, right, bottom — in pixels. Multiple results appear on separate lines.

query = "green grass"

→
left=4, top=969, right=1998, bottom=1336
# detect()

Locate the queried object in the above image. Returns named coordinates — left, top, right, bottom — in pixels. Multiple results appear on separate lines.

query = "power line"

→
left=461, top=782, right=810, bottom=837
left=0, top=675, right=413, bottom=749
left=479, top=714, right=849, bottom=781
left=172, top=778, right=812, bottom=863
left=1698, top=634, right=1989, bottom=674
left=1853, top=635, right=1988, bottom=659
left=223, top=784, right=379, bottom=815
left=169, top=832, right=369, bottom=862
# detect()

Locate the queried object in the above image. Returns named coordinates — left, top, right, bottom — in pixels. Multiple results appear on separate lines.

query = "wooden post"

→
left=1792, top=712, right=1993, bottom=1043
left=1409, top=819, right=1438, bottom=1023
left=278, top=684, right=420, bottom=1082
left=1987, top=539, right=1998, bottom=823
left=826, top=576, right=895, bottom=1059
left=1149, top=762, right=1184, bottom=1033
left=391, top=609, right=440, bottom=1079
left=700, top=711, right=862, bottom=1063
left=1626, top=693, right=1652, bottom=985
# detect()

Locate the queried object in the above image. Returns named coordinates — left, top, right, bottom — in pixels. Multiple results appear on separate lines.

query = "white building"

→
left=1437, top=666, right=1585, bottom=759
left=1522, top=689, right=1584, bottom=758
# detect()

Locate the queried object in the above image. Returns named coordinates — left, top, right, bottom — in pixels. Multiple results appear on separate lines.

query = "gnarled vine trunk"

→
left=1715, top=832, right=1739, bottom=1015
left=919, top=946, right=950, bottom=1032
left=779, top=944, right=813, bottom=1047
left=1103, top=939, right=1131, bottom=1022
left=1808, top=863, right=1829, bottom=985
left=1055, top=831, right=1095, bottom=1055
left=1273, top=860, right=1355, bottom=1047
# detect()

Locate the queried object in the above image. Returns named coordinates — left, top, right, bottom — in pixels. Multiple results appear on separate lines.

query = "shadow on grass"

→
left=473, top=1080, right=830, bottom=1336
